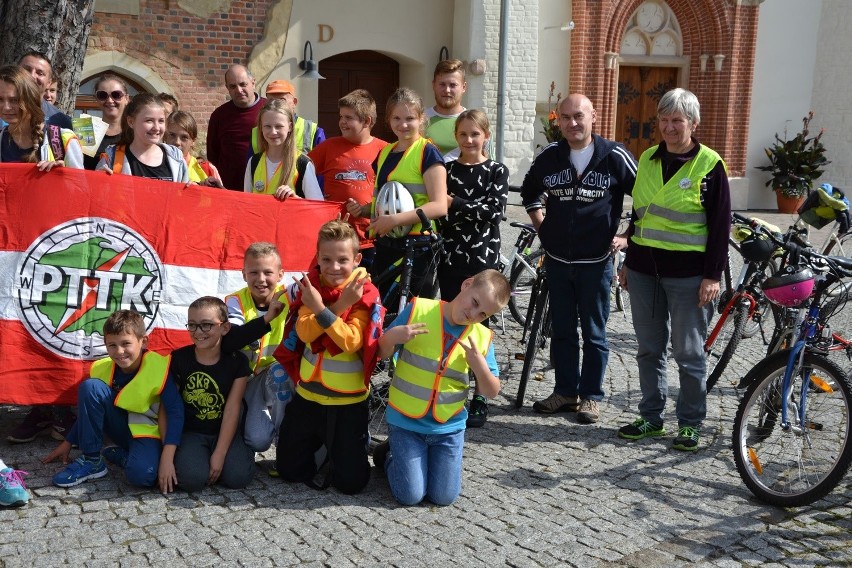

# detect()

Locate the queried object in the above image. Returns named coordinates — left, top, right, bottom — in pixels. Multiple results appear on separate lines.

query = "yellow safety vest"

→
left=299, top=344, right=367, bottom=398
left=90, top=351, right=171, bottom=439
left=250, top=152, right=300, bottom=195
left=251, top=116, right=318, bottom=154
left=186, top=155, right=208, bottom=183
left=373, top=137, right=432, bottom=234
left=388, top=297, right=492, bottom=423
left=224, top=286, right=288, bottom=373
left=631, top=144, right=726, bottom=252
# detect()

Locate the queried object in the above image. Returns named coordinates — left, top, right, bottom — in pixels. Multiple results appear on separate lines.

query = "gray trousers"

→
left=243, top=362, right=294, bottom=452
left=627, top=269, right=713, bottom=427
left=174, top=430, right=255, bottom=492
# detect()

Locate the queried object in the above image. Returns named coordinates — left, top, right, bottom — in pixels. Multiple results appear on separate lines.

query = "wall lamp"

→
left=297, top=41, right=325, bottom=80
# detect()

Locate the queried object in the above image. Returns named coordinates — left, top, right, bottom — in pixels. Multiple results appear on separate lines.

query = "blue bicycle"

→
left=731, top=213, right=852, bottom=506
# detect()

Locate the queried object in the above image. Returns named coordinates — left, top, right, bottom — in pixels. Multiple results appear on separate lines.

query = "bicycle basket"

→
left=762, top=267, right=815, bottom=308
left=374, top=181, right=415, bottom=238
left=798, top=183, right=850, bottom=230
left=732, top=220, right=780, bottom=262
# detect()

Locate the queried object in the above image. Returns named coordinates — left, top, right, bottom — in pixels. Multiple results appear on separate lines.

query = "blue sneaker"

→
left=0, top=468, right=30, bottom=507
left=52, top=456, right=107, bottom=488
left=101, top=446, right=128, bottom=468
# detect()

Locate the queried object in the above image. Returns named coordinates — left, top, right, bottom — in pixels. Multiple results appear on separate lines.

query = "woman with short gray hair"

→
left=616, top=87, right=731, bottom=452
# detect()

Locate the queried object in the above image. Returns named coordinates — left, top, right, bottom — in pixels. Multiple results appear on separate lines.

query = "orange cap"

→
left=266, top=80, right=295, bottom=96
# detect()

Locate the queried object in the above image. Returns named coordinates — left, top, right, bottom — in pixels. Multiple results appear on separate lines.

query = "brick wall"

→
left=88, top=0, right=274, bottom=139
left=568, top=0, right=759, bottom=177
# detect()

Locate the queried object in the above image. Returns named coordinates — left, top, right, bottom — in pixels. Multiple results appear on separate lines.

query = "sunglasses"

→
left=95, top=90, right=126, bottom=102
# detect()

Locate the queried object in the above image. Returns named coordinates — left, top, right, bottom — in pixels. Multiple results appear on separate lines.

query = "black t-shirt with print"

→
left=170, top=345, right=251, bottom=436
left=125, top=145, right=173, bottom=181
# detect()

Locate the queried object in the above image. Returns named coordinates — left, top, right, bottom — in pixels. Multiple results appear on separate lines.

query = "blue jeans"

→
left=546, top=256, right=612, bottom=401
left=68, top=379, right=161, bottom=486
left=385, top=424, right=465, bottom=506
left=627, top=269, right=713, bottom=427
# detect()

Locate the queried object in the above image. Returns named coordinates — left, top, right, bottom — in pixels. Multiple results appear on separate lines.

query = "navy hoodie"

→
left=520, top=134, right=637, bottom=263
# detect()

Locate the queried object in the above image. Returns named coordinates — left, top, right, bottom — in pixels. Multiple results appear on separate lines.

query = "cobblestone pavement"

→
left=0, top=200, right=850, bottom=566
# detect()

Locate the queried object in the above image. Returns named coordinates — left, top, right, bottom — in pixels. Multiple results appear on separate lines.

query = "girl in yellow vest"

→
left=0, top=65, right=84, bottom=170
left=345, top=88, right=448, bottom=300
left=96, top=93, right=189, bottom=182
left=373, top=269, right=510, bottom=505
left=243, top=99, right=322, bottom=200
left=165, top=110, right=224, bottom=187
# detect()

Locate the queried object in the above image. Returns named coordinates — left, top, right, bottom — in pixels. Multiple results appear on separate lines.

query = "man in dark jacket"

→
left=520, top=94, right=637, bottom=423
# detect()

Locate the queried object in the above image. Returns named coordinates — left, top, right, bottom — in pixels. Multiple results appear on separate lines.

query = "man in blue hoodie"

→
left=520, top=94, right=637, bottom=424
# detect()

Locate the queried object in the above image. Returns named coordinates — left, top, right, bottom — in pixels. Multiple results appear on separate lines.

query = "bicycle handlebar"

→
left=732, top=212, right=852, bottom=278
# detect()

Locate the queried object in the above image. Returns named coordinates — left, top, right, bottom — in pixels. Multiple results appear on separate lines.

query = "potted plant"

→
left=756, top=112, right=830, bottom=213
left=538, top=81, right=563, bottom=146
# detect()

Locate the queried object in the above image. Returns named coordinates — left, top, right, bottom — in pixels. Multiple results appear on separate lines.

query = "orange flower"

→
left=548, top=110, right=557, bottom=121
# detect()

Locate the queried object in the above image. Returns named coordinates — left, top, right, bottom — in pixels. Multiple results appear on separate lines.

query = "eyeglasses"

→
left=95, top=90, right=126, bottom=102
left=185, top=322, right=222, bottom=333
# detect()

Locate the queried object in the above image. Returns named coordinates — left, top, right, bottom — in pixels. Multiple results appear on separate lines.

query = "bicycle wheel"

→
left=742, top=258, right=779, bottom=340
left=509, top=247, right=544, bottom=326
left=516, top=280, right=550, bottom=409
left=611, top=252, right=630, bottom=316
left=732, top=350, right=852, bottom=506
left=706, top=302, right=748, bottom=391
left=367, top=366, right=392, bottom=447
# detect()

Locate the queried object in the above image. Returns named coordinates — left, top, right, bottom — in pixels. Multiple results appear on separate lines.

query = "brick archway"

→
left=569, top=0, right=760, bottom=176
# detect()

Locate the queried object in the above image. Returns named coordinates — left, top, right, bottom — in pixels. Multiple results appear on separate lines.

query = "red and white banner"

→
left=0, top=164, right=342, bottom=404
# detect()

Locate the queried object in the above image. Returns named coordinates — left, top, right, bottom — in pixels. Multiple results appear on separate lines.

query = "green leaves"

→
left=757, top=112, right=829, bottom=198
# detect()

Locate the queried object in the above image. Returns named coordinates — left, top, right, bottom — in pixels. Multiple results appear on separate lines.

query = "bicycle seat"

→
left=509, top=221, right=536, bottom=232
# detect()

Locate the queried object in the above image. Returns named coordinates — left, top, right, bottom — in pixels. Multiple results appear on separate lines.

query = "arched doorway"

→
left=614, top=0, right=683, bottom=158
left=318, top=50, right=399, bottom=143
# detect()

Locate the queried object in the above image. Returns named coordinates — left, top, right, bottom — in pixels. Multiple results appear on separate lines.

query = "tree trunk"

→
left=0, top=0, right=95, bottom=113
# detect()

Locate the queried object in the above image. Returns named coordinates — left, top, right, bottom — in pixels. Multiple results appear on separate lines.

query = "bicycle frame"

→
left=779, top=300, right=823, bottom=430
left=705, top=255, right=765, bottom=351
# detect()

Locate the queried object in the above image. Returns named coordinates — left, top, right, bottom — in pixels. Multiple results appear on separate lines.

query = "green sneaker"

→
left=618, top=418, right=666, bottom=440
left=672, top=426, right=700, bottom=451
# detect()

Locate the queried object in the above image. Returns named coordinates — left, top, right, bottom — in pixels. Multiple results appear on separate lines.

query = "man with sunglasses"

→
left=18, top=52, right=72, bottom=130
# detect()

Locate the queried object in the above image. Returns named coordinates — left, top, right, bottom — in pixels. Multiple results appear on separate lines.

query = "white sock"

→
left=0, top=459, right=7, bottom=470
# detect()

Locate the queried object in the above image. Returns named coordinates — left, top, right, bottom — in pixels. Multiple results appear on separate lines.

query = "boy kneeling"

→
left=375, top=269, right=510, bottom=505
left=43, top=310, right=183, bottom=488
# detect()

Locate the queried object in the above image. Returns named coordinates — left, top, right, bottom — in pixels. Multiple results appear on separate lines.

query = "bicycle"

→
left=505, top=221, right=542, bottom=326
left=610, top=211, right=632, bottom=316
left=704, top=219, right=781, bottom=391
left=514, top=251, right=550, bottom=409
left=730, top=213, right=852, bottom=506
left=366, top=210, right=444, bottom=444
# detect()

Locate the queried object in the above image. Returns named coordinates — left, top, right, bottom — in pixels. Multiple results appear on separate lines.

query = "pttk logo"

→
left=16, top=218, right=163, bottom=359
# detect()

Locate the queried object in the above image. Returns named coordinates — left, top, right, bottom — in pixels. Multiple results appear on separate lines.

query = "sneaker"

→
left=101, top=446, right=128, bottom=468
left=52, top=456, right=108, bottom=488
left=532, top=393, right=580, bottom=414
left=372, top=440, right=390, bottom=470
left=50, top=408, right=76, bottom=441
left=618, top=418, right=666, bottom=440
left=672, top=426, right=700, bottom=451
left=466, top=395, right=489, bottom=428
left=6, top=407, right=53, bottom=443
left=0, top=468, right=30, bottom=507
left=576, top=399, right=600, bottom=424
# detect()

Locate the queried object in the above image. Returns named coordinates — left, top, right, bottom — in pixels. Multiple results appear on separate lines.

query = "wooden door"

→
left=318, top=50, right=399, bottom=143
left=615, top=66, right=677, bottom=158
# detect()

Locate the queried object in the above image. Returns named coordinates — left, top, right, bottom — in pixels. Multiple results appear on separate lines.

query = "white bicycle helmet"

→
left=374, top=181, right=415, bottom=238
left=762, top=267, right=815, bottom=308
